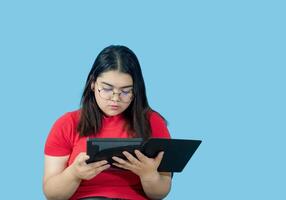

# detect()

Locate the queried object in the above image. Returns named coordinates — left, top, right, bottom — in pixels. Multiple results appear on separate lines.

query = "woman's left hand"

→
left=112, top=150, right=164, bottom=179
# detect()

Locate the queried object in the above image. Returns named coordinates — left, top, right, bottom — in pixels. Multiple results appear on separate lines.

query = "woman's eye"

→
left=121, top=90, right=131, bottom=95
left=102, top=88, right=113, bottom=92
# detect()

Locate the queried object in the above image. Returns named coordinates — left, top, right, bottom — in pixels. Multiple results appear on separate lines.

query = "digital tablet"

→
left=86, top=138, right=143, bottom=164
left=86, top=138, right=201, bottom=172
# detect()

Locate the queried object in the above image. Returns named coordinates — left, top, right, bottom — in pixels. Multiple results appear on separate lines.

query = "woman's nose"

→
left=110, top=92, right=121, bottom=102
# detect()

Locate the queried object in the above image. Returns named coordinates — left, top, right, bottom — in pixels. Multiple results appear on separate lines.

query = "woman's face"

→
left=92, top=70, right=133, bottom=116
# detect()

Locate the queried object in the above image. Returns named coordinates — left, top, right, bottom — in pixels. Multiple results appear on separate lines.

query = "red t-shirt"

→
left=44, top=110, right=170, bottom=200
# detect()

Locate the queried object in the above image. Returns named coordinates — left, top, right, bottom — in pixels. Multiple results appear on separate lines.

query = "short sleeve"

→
left=44, top=113, right=75, bottom=156
left=149, top=111, right=171, bottom=138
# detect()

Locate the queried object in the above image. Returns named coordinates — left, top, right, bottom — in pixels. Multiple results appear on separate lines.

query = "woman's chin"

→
left=103, top=109, right=122, bottom=117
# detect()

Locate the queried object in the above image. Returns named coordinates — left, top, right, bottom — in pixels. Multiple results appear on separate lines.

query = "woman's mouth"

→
left=109, top=105, right=119, bottom=110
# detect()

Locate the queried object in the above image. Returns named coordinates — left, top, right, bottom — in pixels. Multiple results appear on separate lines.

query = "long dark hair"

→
left=77, top=45, right=152, bottom=139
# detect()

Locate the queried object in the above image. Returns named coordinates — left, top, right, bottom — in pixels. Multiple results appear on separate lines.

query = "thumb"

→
left=77, top=152, right=90, bottom=165
left=155, top=151, right=164, bottom=164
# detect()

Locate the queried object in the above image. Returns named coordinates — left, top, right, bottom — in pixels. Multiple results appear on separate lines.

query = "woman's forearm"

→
left=43, top=166, right=81, bottom=200
left=140, top=172, right=171, bottom=199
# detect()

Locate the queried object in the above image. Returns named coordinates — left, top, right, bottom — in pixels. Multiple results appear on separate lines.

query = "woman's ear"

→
left=91, top=82, right=95, bottom=91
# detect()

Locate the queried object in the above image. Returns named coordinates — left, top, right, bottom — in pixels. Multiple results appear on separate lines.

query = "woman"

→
left=43, top=45, right=172, bottom=200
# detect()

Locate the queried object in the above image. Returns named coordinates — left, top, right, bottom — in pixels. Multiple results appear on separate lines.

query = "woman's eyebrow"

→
left=101, top=81, right=133, bottom=89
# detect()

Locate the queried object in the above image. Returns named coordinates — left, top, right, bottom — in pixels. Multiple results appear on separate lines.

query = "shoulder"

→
left=45, top=110, right=80, bottom=156
left=148, top=110, right=167, bottom=125
left=148, top=110, right=171, bottom=138
left=52, top=109, right=80, bottom=129
left=48, top=109, right=81, bottom=142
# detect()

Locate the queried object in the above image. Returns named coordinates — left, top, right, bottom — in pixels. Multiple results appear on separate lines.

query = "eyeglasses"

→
left=96, top=82, right=133, bottom=103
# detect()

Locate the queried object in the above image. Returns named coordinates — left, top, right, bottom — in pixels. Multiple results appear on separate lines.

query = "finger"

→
left=86, top=162, right=110, bottom=175
left=134, top=150, right=148, bottom=162
left=122, top=151, right=141, bottom=166
left=155, top=151, right=164, bottom=164
left=112, top=156, right=126, bottom=164
left=78, top=153, right=90, bottom=165
left=112, top=162, right=130, bottom=170
left=112, top=156, right=134, bottom=169
left=96, top=164, right=111, bottom=172
left=87, top=164, right=110, bottom=179
left=88, top=160, right=109, bottom=168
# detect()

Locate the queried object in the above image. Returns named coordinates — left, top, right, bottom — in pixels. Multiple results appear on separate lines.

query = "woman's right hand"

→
left=69, top=152, right=110, bottom=181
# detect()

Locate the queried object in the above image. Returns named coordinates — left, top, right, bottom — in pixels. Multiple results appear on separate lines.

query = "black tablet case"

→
left=86, top=138, right=201, bottom=172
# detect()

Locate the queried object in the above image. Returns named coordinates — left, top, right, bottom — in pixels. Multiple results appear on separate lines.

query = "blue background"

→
left=0, top=0, right=285, bottom=199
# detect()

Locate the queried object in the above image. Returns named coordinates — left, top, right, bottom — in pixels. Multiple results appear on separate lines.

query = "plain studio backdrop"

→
left=0, top=0, right=285, bottom=199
